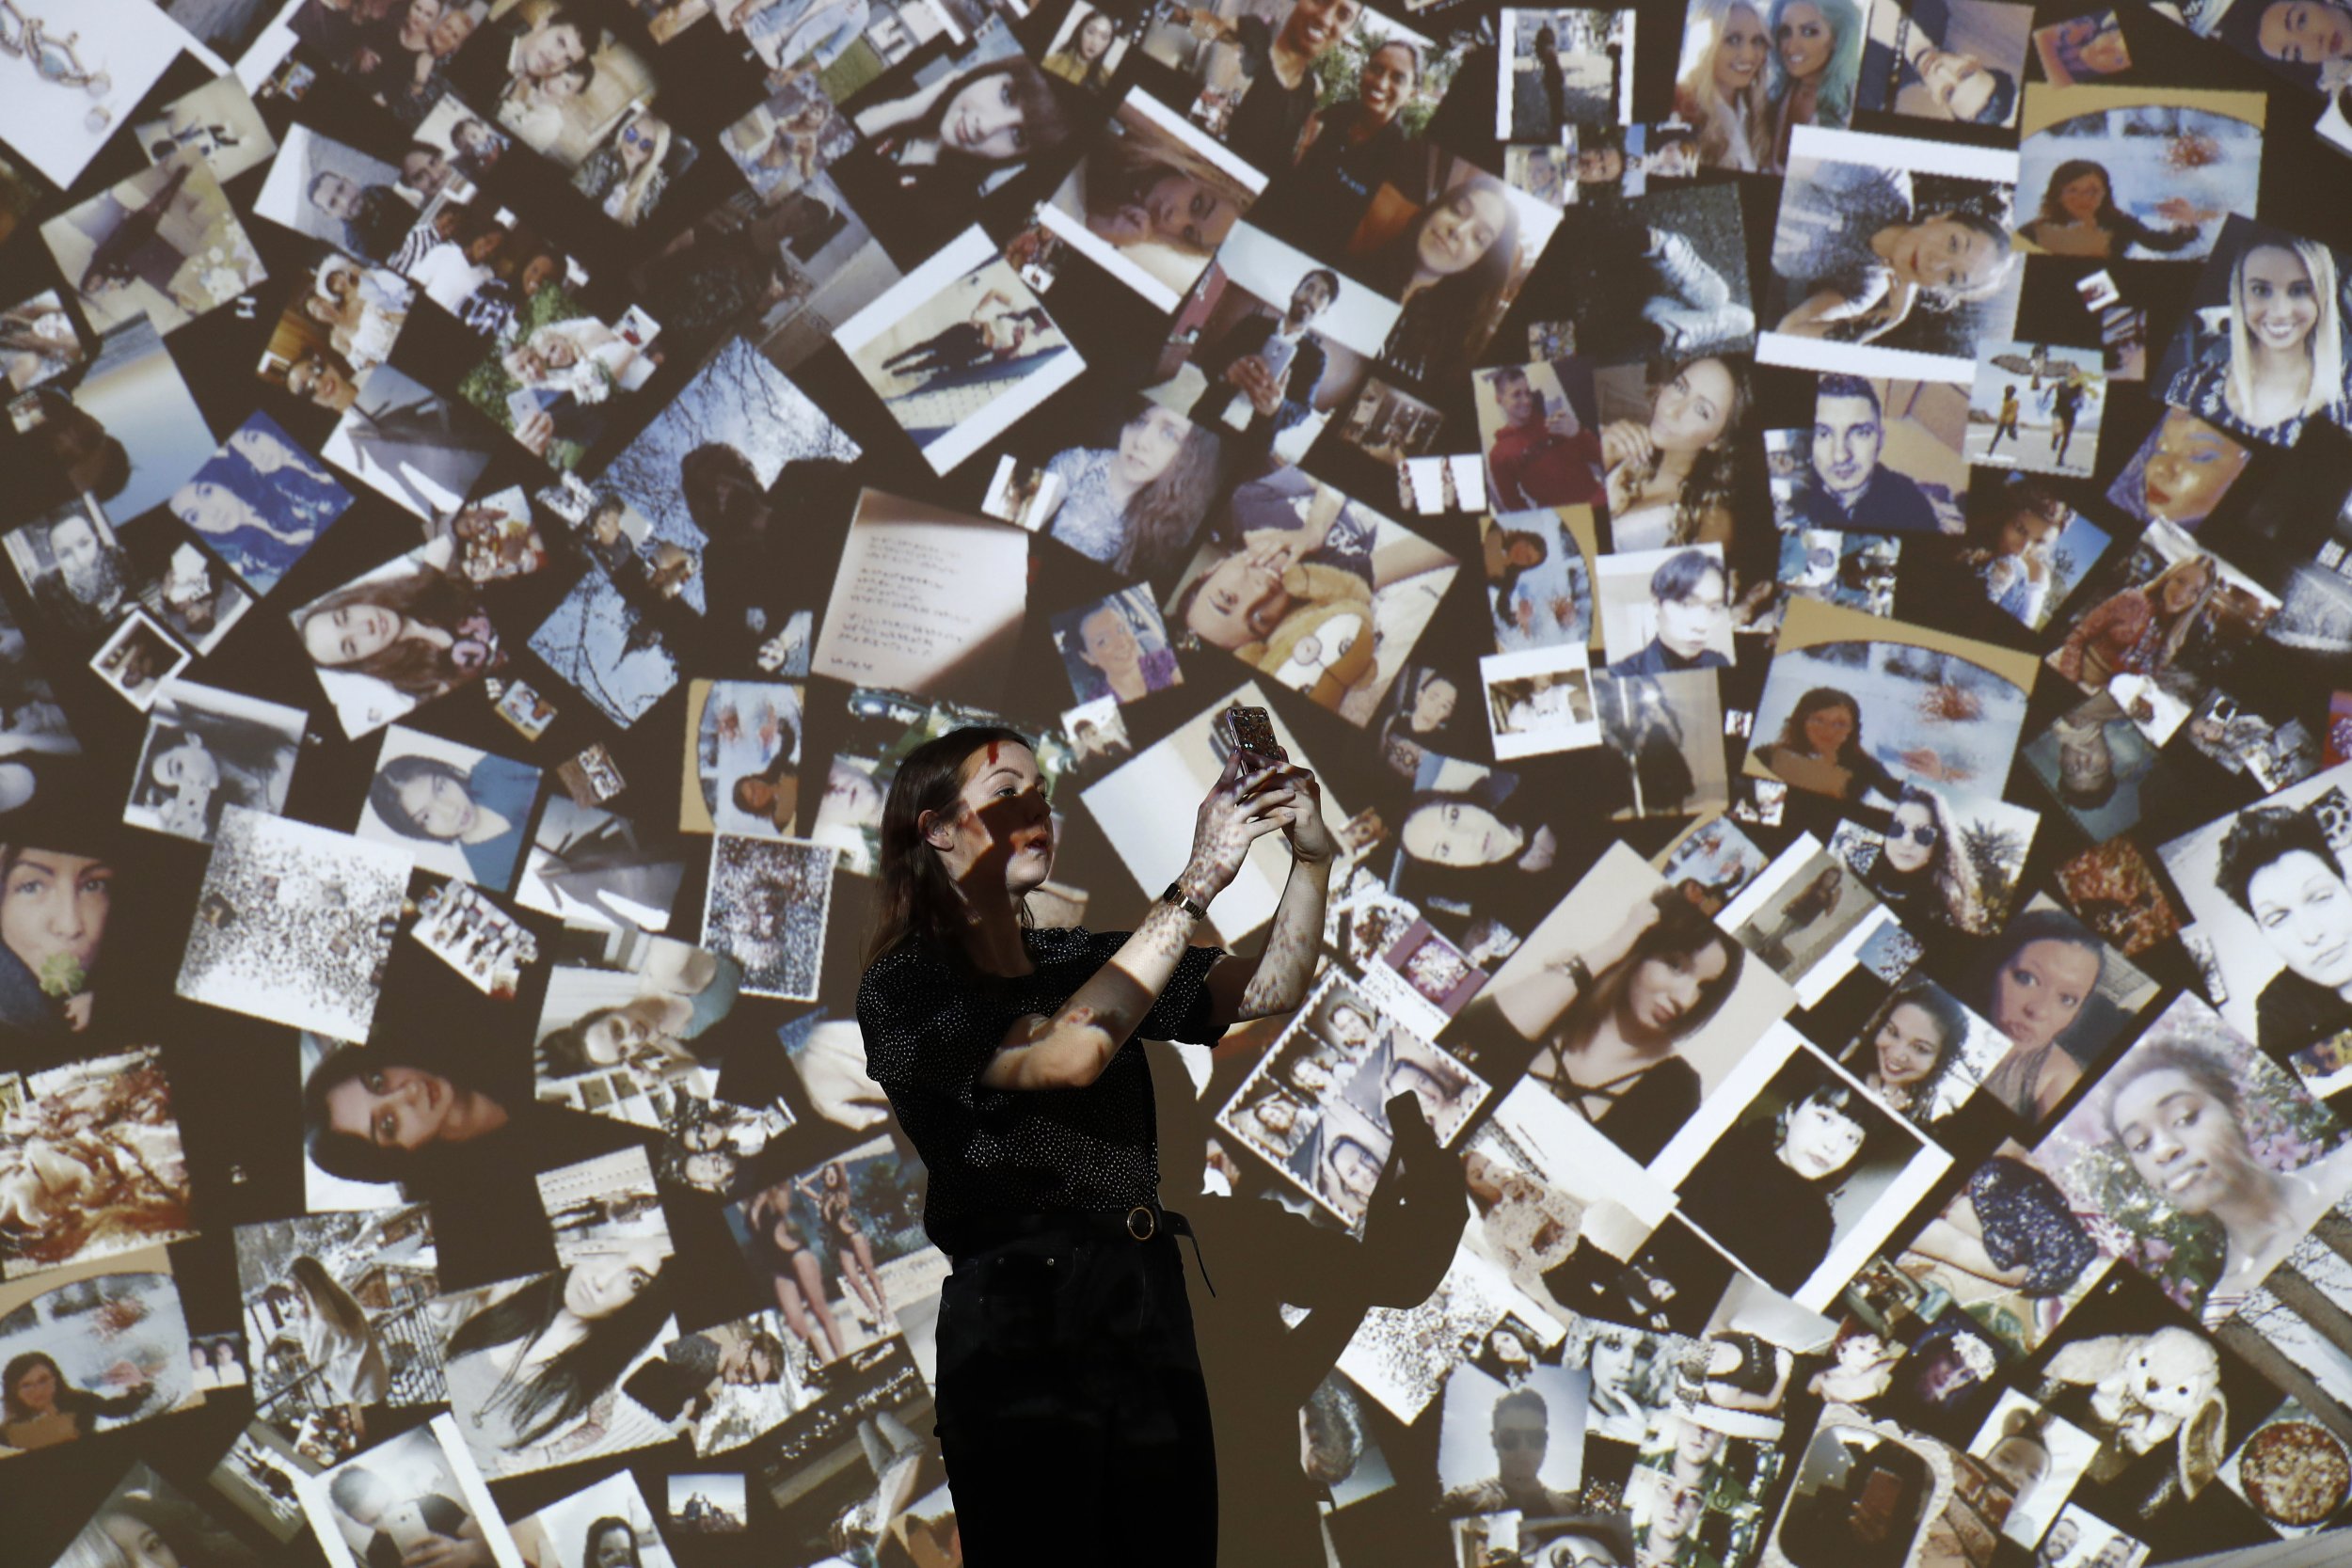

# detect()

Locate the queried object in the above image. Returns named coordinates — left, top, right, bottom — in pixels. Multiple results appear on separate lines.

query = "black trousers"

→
left=930, top=1209, right=1217, bottom=1567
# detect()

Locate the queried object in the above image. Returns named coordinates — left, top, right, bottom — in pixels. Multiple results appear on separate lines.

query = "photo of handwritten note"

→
left=811, top=491, right=1029, bottom=706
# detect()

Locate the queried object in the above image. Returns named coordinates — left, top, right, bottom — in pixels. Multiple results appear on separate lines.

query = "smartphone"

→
left=1222, top=704, right=1285, bottom=762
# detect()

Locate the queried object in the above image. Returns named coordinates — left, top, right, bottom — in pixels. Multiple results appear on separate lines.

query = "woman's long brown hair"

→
left=865, top=724, right=1038, bottom=970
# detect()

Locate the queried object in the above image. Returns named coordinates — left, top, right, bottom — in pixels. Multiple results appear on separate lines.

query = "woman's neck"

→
left=451, top=1088, right=507, bottom=1141
left=1103, top=662, right=1148, bottom=702
left=2217, top=1167, right=2296, bottom=1273
left=402, top=617, right=453, bottom=649
left=959, top=895, right=1031, bottom=976
left=460, top=807, right=512, bottom=845
left=2243, top=341, right=2313, bottom=418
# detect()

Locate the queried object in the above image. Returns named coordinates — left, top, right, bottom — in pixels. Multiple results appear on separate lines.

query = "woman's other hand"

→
left=1597, top=419, right=1653, bottom=472
left=1251, top=761, right=1336, bottom=865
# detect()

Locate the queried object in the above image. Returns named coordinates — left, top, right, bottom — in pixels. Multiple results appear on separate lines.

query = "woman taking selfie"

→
left=855, top=721, right=1339, bottom=1563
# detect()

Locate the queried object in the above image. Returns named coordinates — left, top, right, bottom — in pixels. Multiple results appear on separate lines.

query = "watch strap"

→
left=1161, top=882, right=1209, bottom=922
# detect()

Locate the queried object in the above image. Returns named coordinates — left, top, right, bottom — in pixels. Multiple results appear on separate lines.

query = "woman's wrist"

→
left=1175, top=863, right=1223, bottom=906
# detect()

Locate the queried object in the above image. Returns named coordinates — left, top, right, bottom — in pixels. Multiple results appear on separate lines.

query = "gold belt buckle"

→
left=1125, top=1205, right=1156, bottom=1241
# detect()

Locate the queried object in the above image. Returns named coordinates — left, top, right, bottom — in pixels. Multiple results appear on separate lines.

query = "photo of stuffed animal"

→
left=2039, top=1325, right=2226, bottom=1489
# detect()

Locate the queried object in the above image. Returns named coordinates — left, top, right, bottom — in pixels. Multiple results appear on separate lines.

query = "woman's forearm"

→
left=1219, top=855, right=1332, bottom=1022
left=986, top=892, right=1214, bottom=1088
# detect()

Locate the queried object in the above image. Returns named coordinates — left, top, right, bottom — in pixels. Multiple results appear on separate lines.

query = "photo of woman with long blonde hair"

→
left=1676, top=0, right=1774, bottom=173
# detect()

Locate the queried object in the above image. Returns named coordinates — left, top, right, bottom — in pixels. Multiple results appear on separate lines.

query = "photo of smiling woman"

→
left=1768, top=135, right=2017, bottom=358
left=1841, top=979, right=1972, bottom=1123
left=1, top=1351, right=152, bottom=1451
left=2042, top=998, right=2352, bottom=1323
left=1348, top=167, right=1529, bottom=383
left=1767, top=0, right=1865, bottom=168
left=292, top=546, right=503, bottom=739
left=1677, top=0, right=1775, bottom=173
left=432, top=1240, right=673, bottom=1476
left=2160, top=225, right=2352, bottom=448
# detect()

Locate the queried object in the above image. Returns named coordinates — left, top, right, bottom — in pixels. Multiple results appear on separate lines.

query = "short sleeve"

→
left=856, top=943, right=1024, bottom=1121
left=1086, top=932, right=1230, bottom=1045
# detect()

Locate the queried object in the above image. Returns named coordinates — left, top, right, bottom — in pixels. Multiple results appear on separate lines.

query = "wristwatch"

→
left=1161, top=882, right=1209, bottom=922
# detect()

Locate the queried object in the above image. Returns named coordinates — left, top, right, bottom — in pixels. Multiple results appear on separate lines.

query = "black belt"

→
left=944, top=1204, right=1216, bottom=1297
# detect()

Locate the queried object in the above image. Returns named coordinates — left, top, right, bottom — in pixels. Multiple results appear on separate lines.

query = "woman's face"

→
left=101, top=1513, right=183, bottom=1568
left=2260, top=1, right=2352, bottom=63
left=303, top=600, right=403, bottom=668
left=1991, top=938, right=2099, bottom=1052
left=1801, top=701, right=1855, bottom=756
left=1402, top=800, right=1514, bottom=865
left=1257, top=1097, right=1297, bottom=1134
left=1136, top=169, right=1238, bottom=252
left=1076, top=13, right=1114, bottom=58
left=49, top=517, right=107, bottom=601
left=1623, top=939, right=1730, bottom=1037
left=583, top=1010, right=647, bottom=1065
left=1184, top=550, right=1291, bottom=648
left=1328, top=1004, right=1375, bottom=1050
left=392, top=770, right=479, bottom=841
left=933, top=741, right=1056, bottom=891
left=1359, top=42, right=1417, bottom=119
left=2, top=851, right=109, bottom=980
left=170, top=483, right=262, bottom=540
left=1415, top=186, right=1510, bottom=278
left=1780, top=1096, right=1865, bottom=1178
left=1776, top=1, right=1833, bottom=79
left=1716, top=4, right=1770, bottom=94
left=1658, top=567, right=1728, bottom=659
left=1326, top=1137, right=1381, bottom=1203
left=591, top=1527, right=636, bottom=1568
left=323, top=1066, right=463, bottom=1153
left=1649, top=359, right=1736, bottom=452
left=2247, top=848, right=2352, bottom=990
left=563, top=1239, right=666, bottom=1322
left=1890, top=216, right=2005, bottom=293
left=1410, top=676, right=1458, bottom=733
left=1078, top=607, right=1143, bottom=679
left=1883, top=800, right=1936, bottom=873
left=2160, top=562, right=2213, bottom=614
left=2142, top=412, right=2249, bottom=524
left=151, top=737, right=220, bottom=801
left=2241, top=245, right=2319, bottom=356
left=1873, top=1003, right=1947, bottom=1088
left=1280, top=0, right=1362, bottom=60
left=621, top=117, right=666, bottom=171
left=1591, top=1334, right=1636, bottom=1388
left=941, top=73, right=1035, bottom=160
left=1115, top=406, right=1189, bottom=486
left=2058, top=170, right=2107, bottom=221
left=11, top=1359, right=57, bottom=1413
left=2113, top=1067, right=2259, bottom=1218
left=2075, top=23, right=2129, bottom=72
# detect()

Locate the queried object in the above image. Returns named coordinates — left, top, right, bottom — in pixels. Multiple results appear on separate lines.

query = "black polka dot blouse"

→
left=856, top=927, right=1228, bottom=1250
